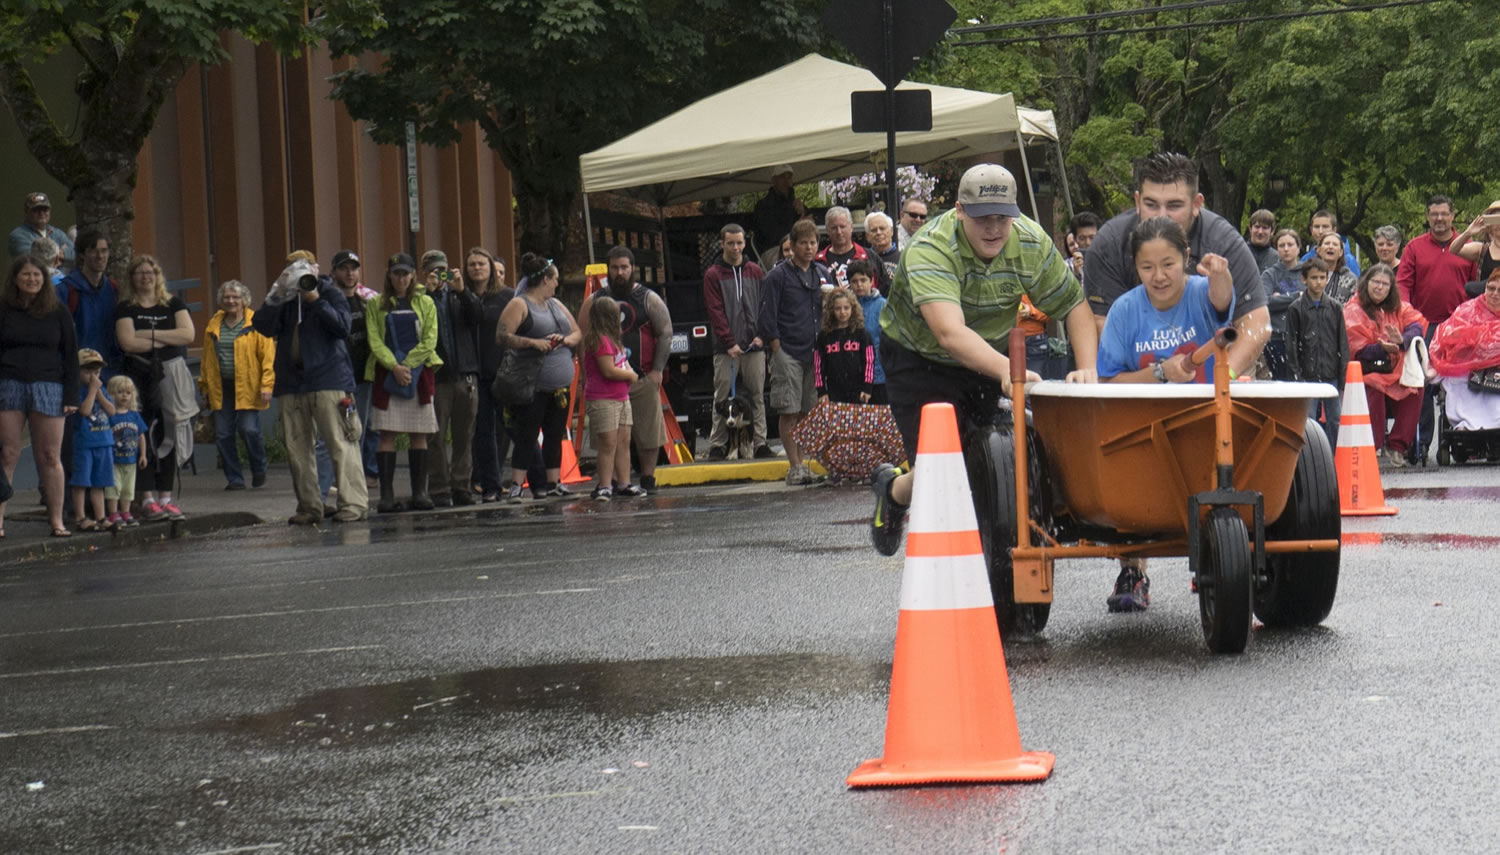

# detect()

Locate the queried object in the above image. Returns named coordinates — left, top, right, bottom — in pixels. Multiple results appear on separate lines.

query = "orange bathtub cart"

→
left=965, top=329, right=1342, bottom=654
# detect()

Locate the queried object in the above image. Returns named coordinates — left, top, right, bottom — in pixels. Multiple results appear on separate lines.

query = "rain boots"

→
left=376, top=451, right=400, bottom=513
left=408, top=448, right=435, bottom=511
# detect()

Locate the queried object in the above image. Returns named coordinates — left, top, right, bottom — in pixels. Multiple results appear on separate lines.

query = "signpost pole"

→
left=882, top=0, right=898, bottom=215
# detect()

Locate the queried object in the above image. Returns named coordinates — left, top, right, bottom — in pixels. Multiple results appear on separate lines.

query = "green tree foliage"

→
left=0, top=1, right=379, bottom=272
left=324, top=0, right=824, bottom=260
left=934, top=0, right=1494, bottom=248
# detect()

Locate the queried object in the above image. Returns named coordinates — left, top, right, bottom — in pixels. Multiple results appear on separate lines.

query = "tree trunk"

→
left=70, top=163, right=139, bottom=277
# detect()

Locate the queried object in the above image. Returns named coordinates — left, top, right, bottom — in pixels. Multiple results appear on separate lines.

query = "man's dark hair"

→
left=1129, top=216, right=1188, bottom=261
left=1427, top=194, right=1453, bottom=210
left=1134, top=153, right=1197, bottom=195
left=846, top=259, right=877, bottom=281
left=720, top=223, right=745, bottom=239
left=1249, top=209, right=1276, bottom=228
left=1071, top=211, right=1101, bottom=232
left=76, top=230, right=108, bottom=255
left=607, top=245, right=635, bottom=265
left=1310, top=209, right=1338, bottom=229
left=1300, top=256, right=1329, bottom=277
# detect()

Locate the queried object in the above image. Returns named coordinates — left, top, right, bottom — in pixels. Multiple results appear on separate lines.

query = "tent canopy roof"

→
left=579, top=54, right=1057, bottom=205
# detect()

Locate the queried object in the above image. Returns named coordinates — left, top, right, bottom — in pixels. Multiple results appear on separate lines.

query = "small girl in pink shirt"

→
left=582, top=296, right=639, bottom=501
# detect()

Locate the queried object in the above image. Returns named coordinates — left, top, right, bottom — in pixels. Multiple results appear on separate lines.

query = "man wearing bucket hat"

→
left=870, top=163, right=1099, bottom=556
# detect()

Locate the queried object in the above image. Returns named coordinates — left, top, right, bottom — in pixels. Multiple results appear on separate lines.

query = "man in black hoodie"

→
left=420, top=250, right=485, bottom=506
left=703, top=224, right=772, bottom=460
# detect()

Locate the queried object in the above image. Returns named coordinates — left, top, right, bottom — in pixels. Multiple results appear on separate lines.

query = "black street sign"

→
left=851, top=89, right=933, bottom=133
left=821, top=0, right=956, bottom=88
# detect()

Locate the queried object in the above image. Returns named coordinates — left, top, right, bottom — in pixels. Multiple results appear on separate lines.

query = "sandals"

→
left=76, top=519, right=100, bottom=533
left=50, top=527, right=72, bottom=538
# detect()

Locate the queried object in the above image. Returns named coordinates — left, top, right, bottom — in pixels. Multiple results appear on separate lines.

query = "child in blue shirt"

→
left=105, top=375, right=149, bottom=530
left=1098, top=217, right=1235, bottom=384
left=70, top=349, right=117, bottom=531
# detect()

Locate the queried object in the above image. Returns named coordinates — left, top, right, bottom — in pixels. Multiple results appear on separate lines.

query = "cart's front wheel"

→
left=966, top=424, right=1051, bottom=639
left=1199, top=507, right=1253, bottom=654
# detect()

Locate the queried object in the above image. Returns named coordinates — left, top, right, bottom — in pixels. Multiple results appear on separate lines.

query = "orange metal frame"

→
left=1005, top=329, right=1339, bottom=572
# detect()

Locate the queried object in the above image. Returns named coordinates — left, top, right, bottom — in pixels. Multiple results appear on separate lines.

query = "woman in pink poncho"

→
left=1429, top=268, right=1500, bottom=431
left=1344, top=263, right=1426, bottom=467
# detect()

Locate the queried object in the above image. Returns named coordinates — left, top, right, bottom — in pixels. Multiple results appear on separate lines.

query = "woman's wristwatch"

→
left=1152, top=360, right=1168, bottom=383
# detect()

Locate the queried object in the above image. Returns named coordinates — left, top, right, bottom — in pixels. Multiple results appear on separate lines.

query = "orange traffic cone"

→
left=559, top=433, right=591, bottom=485
left=847, top=402, right=1054, bottom=788
left=1336, top=361, right=1397, bottom=516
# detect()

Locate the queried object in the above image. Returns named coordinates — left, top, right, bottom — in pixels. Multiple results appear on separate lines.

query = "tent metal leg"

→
left=1054, top=139, right=1075, bottom=222
left=583, top=191, right=595, bottom=264
left=1016, top=131, right=1039, bottom=222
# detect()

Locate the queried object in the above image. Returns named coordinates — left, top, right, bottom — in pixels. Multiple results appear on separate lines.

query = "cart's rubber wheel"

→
left=965, top=424, right=1052, bottom=639
left=1199, top=507, right=1253, bottom=654
left=1255, top=418, right=1340, bottom=627
left=1437, top=442, right=1451, bottom=467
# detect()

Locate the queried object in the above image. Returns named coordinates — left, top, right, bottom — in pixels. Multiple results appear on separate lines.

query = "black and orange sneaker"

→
left=870, top=464, right=908, bottom=556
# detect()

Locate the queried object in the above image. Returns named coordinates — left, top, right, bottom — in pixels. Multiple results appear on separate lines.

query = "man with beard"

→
left=1397, top=195, right=1477, bottom=464
left=578, top=247, right=673, bottom=493
left=1081, top=152, right=1267, bottom=611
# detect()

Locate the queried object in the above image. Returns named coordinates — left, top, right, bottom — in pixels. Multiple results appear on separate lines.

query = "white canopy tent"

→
left=578, top=54, right=1071, bottom=259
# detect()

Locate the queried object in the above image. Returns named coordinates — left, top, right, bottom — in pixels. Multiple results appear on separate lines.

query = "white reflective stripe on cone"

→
left=1341, top=380, right=1371, bottom=417
left=899, top=553, right=996, bottom=611
left=908, top=451, right=978, bottom=534
left=1336, top=422, right=1375, bottom=448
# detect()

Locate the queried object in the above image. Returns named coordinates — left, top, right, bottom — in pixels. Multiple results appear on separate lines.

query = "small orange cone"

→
left=1336, top=361, right=1397, bottom=516
left=847, top=402, right=1054, bottom=788
left=559, top=433, right=591, bottom=485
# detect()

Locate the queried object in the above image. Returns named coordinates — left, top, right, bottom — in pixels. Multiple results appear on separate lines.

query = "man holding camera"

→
left=419, top=250, right=485, bottom=506
left=253, top=258, right=369, bottom=523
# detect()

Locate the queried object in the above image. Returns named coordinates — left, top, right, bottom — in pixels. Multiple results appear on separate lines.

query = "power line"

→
left=950, top=0, right=1450, bottom=48
left=952, top=0, right=1257, bottom=36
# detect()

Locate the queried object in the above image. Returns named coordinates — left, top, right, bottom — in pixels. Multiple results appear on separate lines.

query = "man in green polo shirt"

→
left=871, top=163, right=1099, bottom=556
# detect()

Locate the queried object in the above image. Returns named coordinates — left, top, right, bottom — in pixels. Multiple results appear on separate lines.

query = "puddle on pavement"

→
left=1341, top=531, right=1500, bottom=548
left=1382, top=486, right=1500, bottom=501
left=202, top=653, right=888, bottom=746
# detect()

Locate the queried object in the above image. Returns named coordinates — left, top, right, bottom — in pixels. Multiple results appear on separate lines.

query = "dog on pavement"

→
left=713, top=390, right=756, bottom=460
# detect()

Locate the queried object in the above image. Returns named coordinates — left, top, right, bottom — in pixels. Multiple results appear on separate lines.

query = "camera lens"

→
left=298, top=274, right=319, bottom=291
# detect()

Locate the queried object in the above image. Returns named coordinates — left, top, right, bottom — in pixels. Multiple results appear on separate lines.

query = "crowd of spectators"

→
left=5, top=164, right=1495, bottom=536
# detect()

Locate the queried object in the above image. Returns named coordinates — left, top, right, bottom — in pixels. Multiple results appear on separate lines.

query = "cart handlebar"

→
left=1190, top=327, right=1238, bottom=366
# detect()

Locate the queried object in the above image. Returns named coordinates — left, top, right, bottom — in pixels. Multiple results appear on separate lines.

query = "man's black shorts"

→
left=880, top=338, right=1005, bottom=462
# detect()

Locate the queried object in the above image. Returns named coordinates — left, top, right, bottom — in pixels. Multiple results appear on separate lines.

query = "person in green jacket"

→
left=365, top=252, right=443, bottom=512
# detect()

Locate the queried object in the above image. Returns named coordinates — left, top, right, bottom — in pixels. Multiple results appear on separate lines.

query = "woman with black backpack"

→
left=494, top=254, right=580, bottom=501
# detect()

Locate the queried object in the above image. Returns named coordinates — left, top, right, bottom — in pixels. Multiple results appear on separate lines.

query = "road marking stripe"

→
left=0, top=725, right=118, bottom=739
left=493, top=788, right=616, bottom=804
left=0, top=588, right=599, bottom=640
left=0, top=645, right=382, bottom=680
left=193, top=845, right=285, bottom=855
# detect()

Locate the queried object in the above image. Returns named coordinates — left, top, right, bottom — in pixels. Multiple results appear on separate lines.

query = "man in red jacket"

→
left=1397, top=194, right=1477, bottom=463
left=703, top=224, right=772, bottom=460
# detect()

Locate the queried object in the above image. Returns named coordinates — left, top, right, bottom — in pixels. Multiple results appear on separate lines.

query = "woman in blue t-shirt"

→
left=1098, top=216, right=1235, bottom=384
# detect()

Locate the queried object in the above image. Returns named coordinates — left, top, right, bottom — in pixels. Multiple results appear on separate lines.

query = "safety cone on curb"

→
left=1336, top=361, right=1398, bottom=517
left=847, top=402, right=1054, bottom=788
left=559, top=434, right=591, bottom=485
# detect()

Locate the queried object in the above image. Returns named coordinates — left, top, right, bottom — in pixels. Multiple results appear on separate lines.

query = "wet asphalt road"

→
left=3, top=467, right=1500, bottom=854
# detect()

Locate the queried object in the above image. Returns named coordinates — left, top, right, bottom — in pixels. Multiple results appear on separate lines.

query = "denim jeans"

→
left=354, top=382, right=378, bottom=476
left=1308, top=392, right=1343, bottom=451
left=472, top=379, right=512, bottom=494
left=215, top=378, right=268, bottom=486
